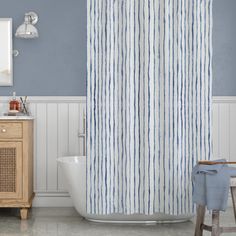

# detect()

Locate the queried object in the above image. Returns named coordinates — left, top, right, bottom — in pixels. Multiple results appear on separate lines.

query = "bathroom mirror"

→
left=0, top=18, right=13, bottom=86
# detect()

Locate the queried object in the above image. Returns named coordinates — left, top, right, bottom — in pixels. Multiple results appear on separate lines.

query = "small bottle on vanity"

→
left=9, top=92, right=21, bottom=112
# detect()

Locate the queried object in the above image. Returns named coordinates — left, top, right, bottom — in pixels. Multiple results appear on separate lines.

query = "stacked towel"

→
left=192, top=159, right=236, bottom=211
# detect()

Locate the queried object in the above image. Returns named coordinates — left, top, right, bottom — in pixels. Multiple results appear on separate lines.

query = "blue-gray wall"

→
left=213, top=0, right=236, bottom=96
left=0, top=0, right=86, bottom=96
left=0, top=0, right=235, bottom=96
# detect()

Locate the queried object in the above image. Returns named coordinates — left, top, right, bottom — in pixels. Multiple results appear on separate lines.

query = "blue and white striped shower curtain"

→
left=87, top=0, right=213, bottom=215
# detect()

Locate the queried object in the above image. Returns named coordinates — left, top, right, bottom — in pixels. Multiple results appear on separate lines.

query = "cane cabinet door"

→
left=0, top=142, right=22, bottom=199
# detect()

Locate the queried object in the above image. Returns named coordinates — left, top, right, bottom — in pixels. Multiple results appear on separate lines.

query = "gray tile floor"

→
left=0, top=207, right=235, bottom=236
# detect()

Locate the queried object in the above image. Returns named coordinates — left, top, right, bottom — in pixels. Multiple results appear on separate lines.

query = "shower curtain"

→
left=87, top=0, right=213, bottom=215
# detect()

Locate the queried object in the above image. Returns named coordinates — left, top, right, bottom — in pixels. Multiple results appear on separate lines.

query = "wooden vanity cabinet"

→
left=0, top=119, right=34, bottom=219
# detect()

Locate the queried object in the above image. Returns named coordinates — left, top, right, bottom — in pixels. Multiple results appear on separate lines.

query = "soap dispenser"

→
left=9, top=92, right=21, bottom=112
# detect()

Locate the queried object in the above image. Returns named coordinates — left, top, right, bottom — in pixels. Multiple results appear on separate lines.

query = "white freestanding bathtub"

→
left=57, top=156, right=193, bottom=224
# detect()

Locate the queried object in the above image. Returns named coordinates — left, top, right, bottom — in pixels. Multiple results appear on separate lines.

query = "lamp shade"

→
left=15, top=23, right=38, bottom=39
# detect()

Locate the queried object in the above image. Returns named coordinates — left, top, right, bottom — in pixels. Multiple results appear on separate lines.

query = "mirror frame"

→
left=0, top=18, right=13, bottom=86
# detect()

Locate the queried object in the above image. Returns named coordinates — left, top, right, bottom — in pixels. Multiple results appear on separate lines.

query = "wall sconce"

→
left=15, top=12, right=39, bottom=39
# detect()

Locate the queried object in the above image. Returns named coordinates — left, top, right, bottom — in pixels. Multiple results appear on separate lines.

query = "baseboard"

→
left=32, top=193, right=74, bottom=207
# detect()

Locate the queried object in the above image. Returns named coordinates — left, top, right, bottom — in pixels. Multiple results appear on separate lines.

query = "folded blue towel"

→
left=192, top=159, right=226, bottom=175
left=192, top=159, right=236, bottom=211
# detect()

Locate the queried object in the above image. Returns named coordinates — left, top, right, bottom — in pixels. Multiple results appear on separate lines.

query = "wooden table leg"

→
left=20, top=208, right=29, bottom=220
left=195, top=205, right=206, bottom=236
left=212, top=210, right=220, bottom=236
left=231, top=186, right=236, bottom=222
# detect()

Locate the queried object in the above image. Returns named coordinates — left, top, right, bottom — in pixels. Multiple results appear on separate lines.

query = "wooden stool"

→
left=194, top=177, right=236, bottom=236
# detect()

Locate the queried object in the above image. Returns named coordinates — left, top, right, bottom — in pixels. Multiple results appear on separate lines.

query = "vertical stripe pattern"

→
left=87, top=0, right=213, bottom=215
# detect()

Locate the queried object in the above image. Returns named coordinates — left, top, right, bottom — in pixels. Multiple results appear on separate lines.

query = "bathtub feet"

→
left=20, top=208, right=29, bottom=220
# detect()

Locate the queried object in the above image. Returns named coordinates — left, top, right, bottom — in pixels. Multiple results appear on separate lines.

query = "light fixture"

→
left=15, top=12, right=39, bottom=39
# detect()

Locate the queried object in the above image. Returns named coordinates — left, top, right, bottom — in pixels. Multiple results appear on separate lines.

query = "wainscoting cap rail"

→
left=0, top=96, right=86, bottom=103
left=213, top=96, right=236, bottom=104
left=0, top=96, right=231, bottom=103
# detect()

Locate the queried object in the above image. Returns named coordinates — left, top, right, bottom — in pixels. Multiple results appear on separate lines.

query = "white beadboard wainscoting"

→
left=30, top=97, right=86, bottom=206
left=212, top=97, right=236, bottom=162
left=0, top=96, right=234, bottom=206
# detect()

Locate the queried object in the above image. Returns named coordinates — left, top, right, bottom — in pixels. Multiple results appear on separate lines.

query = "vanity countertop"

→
left=0, top=116, right=34, bottom=120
